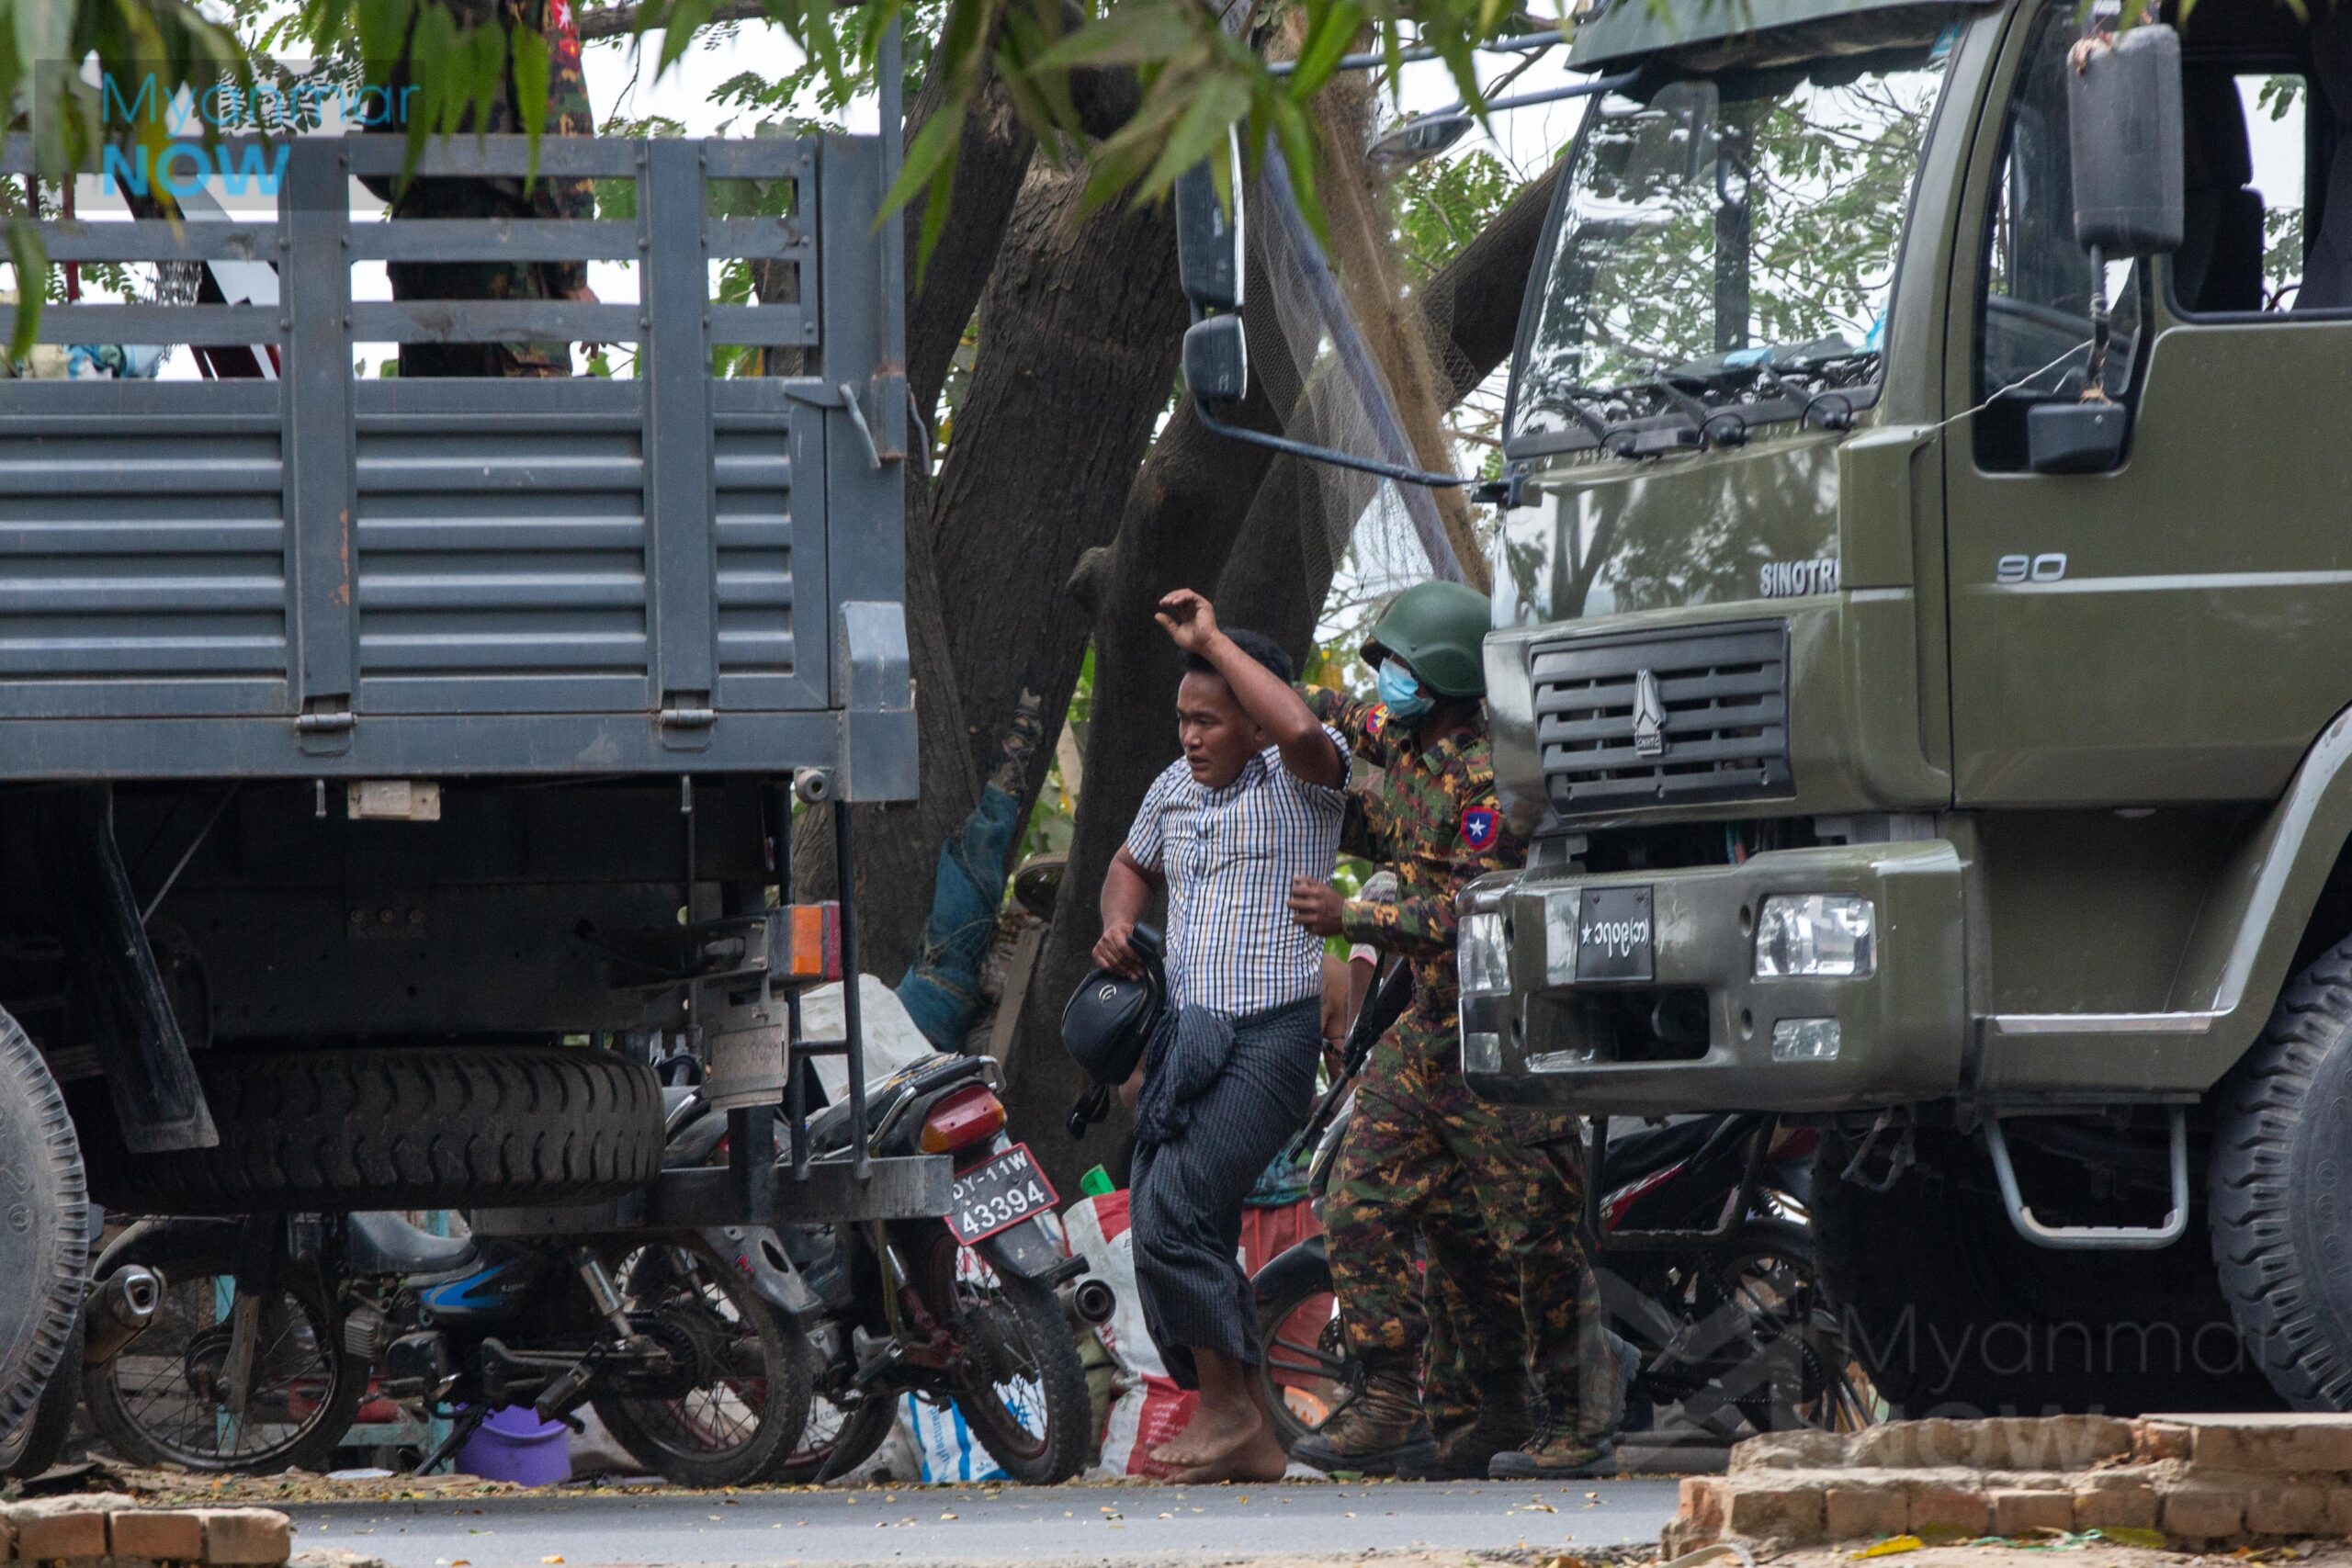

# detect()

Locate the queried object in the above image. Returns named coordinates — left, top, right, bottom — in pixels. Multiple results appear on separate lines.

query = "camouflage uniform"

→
left=368, top=0, right=595, bottom=377
left=1306, top=685, right=1611, bottom=1453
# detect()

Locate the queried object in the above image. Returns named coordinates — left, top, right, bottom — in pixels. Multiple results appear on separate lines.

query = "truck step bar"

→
left=1982, top=1106, right=2189, bottom=1251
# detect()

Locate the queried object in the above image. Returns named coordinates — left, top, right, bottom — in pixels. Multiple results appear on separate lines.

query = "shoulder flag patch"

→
left=1460, top=806, right=1499, bottom=852
left=1366, top=704, right=1389, bottom=739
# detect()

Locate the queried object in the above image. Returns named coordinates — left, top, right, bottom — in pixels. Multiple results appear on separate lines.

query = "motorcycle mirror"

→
left=1182, top=314, right=1250, bottom=404
left=1366, top=111, right=1474, bottom=173
left=1174, top=128, right=1246, bottom=312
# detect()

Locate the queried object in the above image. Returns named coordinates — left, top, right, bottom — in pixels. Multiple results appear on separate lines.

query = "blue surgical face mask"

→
left=1376, top=660, right=1433, bottom=724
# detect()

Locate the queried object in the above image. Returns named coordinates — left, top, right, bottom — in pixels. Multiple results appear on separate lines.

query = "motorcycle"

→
left=1253, top=971, right=1875, bottom=1460
left=84, top=1095, right=809, bottom=1485
left=750, top=1052, right=1106, bottom=1485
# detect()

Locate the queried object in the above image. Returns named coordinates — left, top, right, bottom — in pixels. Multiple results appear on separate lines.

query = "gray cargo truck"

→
left=0, top=125, right=939, bottom=1432
left=1459, top=0, right=2352, bottom=1415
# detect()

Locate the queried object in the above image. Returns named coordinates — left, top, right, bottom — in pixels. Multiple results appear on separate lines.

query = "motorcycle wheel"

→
left=589, top=1234, right=811, bottom=1488
left=901, top=1225, right=1090, bottom=1485
left=1255, top=1273, right=1362, bottom=1454
left=85, top=1221, right=365, bottom=1475
left=1682, top=1218, right=1879, bottom=1435
left=768, top=1376, right=899, bottom=1483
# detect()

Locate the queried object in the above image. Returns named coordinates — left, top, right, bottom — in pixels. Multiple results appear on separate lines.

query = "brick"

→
left=1997, top=1417, right=2137, bottom=1472
left=2074, top=1475, right=2161, bottom=1532
left=112, top=1512, right=208, bottom=1563
left=193, top=1510, right=291, bottom=1567
left=1721, top=1480, right=1828, bottom=1544
left=1679, top=1476, right=1729, bottom=1540
left=1849, top=1425, right=1917, bottom=1468
left=2245, top=1481, right=2329, bottom=1537
left=1991, top=1489, right=2076, bottom=1537
left=2133, top=1421, right=2194, bottom=1463
left=2169, top=1416, right=2352, bottom=1475
left=1826, top=1485, right=1908, bottom=1542
left=1905, top=1420, right=1990, bottom=1470
left=1731, top=1430, right=1848, bottom=1472
left=17, top=1509, right=107, bottom=1562
left=1905, top=1482, right=1992, bottom=1538
left=2328, top=1487, right=2352, bottom=1536
left=2160, top=1483, right=2245, bottom=1542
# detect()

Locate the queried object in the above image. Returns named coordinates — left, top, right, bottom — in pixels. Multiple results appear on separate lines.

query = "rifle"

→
left=1288, top=956, right=1416, bottom=1163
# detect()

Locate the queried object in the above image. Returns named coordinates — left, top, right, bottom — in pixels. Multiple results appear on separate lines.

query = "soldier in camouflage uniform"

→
left=1288, top=580, right=1616, bottom=1481
left=366, top=0, right=597, bottom=377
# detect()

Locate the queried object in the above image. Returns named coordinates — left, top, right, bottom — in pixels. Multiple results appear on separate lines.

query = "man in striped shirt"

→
left=1096, top=589, right=1346, bottom=1483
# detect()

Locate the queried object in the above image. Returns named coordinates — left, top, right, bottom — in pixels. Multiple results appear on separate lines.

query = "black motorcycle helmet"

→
left=1059, top=923, right=1165, bottom=1136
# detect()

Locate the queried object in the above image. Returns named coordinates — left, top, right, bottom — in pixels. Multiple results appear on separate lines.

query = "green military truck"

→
left=1461, top=0, right=2352, bottom=1415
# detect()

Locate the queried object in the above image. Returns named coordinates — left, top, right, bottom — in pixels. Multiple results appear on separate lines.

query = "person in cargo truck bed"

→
left=1287, top=580, right=1618, bottom=1482
left=364, top=0, right=600, bottom=377
left=1094, top=590, right=1347, bottom=1484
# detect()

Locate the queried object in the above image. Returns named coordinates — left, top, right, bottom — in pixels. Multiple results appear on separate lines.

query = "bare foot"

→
left=1175, top=1420, right=1289, bottom=1483
left=1150, top=1401, right=1259, bottom=1469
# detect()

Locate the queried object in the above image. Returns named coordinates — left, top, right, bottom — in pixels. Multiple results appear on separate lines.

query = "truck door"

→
left=1942, top=0, right=2352, bottom=806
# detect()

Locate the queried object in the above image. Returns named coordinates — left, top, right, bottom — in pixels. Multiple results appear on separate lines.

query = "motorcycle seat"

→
left=346, top=1211, right=480, bottom=1277
left=1599, top=1115, right=1720, bottom=1190
left=801, top=1053, right=990, bottom=1158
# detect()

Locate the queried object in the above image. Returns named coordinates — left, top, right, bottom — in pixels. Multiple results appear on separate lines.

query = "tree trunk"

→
left=927, top=158, right=1191, bottom=811
left=997, top=198, right=1301, bottom=1190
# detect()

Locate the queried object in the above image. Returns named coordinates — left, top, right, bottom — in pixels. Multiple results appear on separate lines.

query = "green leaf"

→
left=1284, top=0, right=1365, bottom=100
left=882, top=101, right=964, bottom=273
left=1134, top=72, right=1248, bottom=205
left=512, top=24, right=548, bottom=186
left=1031, top=5, right=1198, bottom=70
left=6, top=219, right=46, bottom=362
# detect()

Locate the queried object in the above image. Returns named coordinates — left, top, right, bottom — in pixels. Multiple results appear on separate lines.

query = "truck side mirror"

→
left=1174, top=130, right=1246, bottom=311
left=2068, top=23, right=2185, bottom=256
left=1182, top=315, right=1249, bottom=403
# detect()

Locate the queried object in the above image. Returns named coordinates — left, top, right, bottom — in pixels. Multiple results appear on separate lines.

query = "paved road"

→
left=286, top=1478, right=1681, bottom=1565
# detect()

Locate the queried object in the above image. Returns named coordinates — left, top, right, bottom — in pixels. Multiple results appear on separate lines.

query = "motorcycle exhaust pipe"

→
left=1066, top=1277, right=1116, bottom=1327
left=85, top=1266, right=163, bottom=1365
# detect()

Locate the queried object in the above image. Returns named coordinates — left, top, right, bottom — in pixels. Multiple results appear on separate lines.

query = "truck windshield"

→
left=1509, top=32, right=1957, bottom=452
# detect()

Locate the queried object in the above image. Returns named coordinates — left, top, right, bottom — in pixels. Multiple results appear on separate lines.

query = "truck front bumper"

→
left=1462, top=840, right=1967, bottom=1117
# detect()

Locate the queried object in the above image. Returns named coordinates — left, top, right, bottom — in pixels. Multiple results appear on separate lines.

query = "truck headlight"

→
left=1754, top=895, right=1875, bottom=978
left=1460, top=910, right=1510, bottom=996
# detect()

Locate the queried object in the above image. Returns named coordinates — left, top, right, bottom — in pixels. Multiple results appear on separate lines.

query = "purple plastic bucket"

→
left=454, top=1405, right=572, bottom=1486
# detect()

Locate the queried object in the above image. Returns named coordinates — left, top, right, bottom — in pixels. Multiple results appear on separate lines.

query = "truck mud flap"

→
left=39, top=787, right=217, bottom=1154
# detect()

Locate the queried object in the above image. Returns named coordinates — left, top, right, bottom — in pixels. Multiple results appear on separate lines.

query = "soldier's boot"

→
left=1292, top=1373, right=1437, bottom=1477
left=1402, top=1375, right=1535, bottom=1480
left=1487, top=1409, right=1615, bottom=1480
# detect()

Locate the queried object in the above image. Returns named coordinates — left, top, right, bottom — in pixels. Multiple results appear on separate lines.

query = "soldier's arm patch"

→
left=1460, top=806, right=1500, bottom=852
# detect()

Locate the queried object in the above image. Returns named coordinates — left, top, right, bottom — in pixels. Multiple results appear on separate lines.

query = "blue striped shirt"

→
left=1122, top=734, right=1348, bottom=1016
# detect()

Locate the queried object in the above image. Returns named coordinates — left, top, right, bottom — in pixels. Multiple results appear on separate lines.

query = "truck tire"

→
left=0, top=1012, right=89, bottom=1459
left=1815, top=1127, right=2274, bottom=1417
left=2211, top=937, right=2352, bottom=1409
left=77, top=1046, right=662, bottom=1213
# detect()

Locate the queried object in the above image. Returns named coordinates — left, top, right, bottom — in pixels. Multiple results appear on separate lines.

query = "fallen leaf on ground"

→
left=1854, top=1536, right=1923, bottom=1558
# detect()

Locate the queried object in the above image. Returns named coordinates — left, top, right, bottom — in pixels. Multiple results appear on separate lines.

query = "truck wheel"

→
left=2211, top=938, right=2352, bottom=1409
left=1815, top=1127, right=2273, bottom=1416
left=77, top=1046, right=662, bottom=1212
left=0, top=1011, right=91, bottom=1453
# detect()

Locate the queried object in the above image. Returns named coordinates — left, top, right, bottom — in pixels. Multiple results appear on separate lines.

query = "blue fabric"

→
left=1376, top=660, right=1433, bottom=723
left=894, top=781, right=1023, bottom=1049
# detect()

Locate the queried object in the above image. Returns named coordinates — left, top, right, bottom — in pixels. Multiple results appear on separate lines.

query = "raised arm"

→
left=1156, top=591, right=1344, bottom=789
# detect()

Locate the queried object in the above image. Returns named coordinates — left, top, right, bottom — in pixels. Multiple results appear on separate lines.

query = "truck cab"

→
left=1467, top=0, right=2352, bottom=1414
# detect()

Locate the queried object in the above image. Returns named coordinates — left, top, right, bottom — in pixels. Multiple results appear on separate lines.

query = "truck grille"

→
left=1530, top=622, right=1791, bottom=816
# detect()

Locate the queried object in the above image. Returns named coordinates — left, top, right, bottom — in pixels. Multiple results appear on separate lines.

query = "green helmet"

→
left=1362, top=581, right=1490, bottom=698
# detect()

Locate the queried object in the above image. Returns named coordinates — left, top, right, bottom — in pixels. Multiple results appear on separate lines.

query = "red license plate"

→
left=944, top=1142, right=1059, bottom=1247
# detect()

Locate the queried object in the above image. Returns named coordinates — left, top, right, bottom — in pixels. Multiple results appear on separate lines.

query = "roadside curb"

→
left=1, top=1496, right=291, bottom=1567
left=1664, top=1416, right=2352, bottom=1554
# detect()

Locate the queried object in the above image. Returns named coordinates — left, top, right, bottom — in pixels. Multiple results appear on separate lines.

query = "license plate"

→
left=944, top=1143, right=1060, bottom=1247
left=1577, top=885, right=1656, bottom=982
